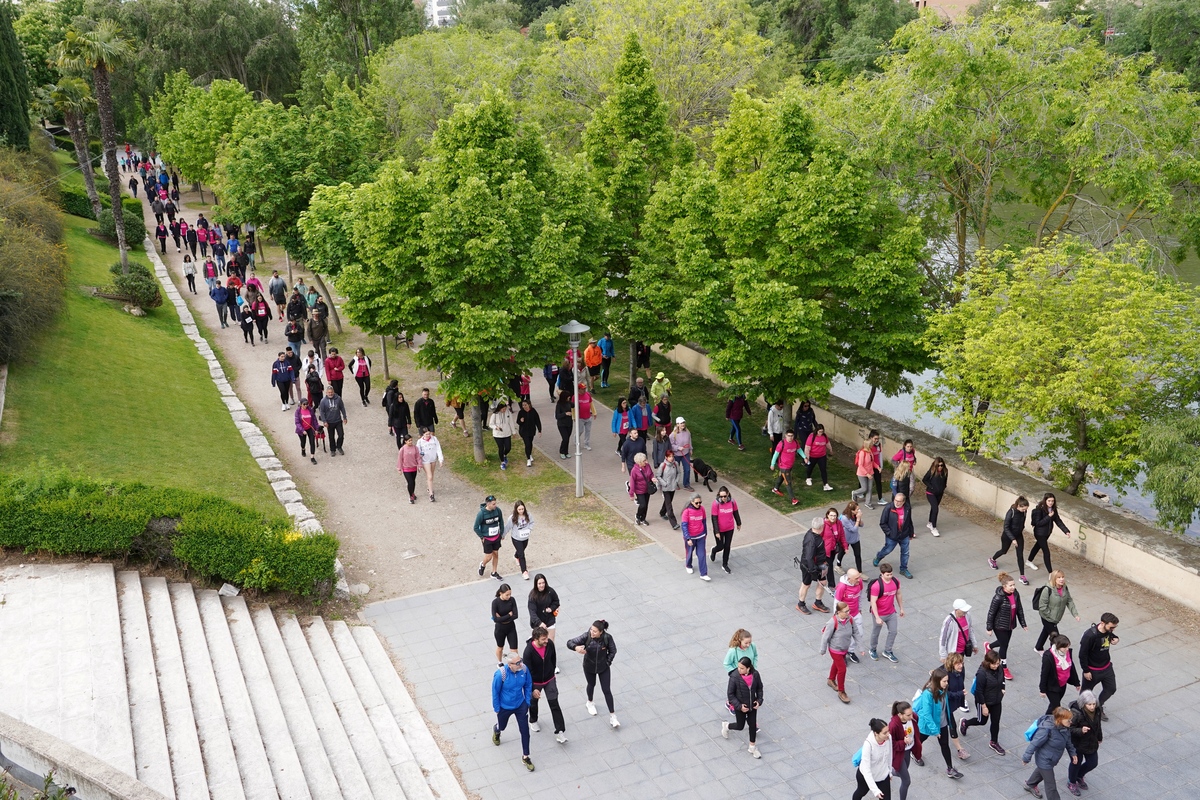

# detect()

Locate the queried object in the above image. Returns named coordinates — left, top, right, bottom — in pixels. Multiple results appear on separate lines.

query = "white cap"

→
left=675, top=416, right=685, bottom=424
left=952, top=599, right=971, bottom=613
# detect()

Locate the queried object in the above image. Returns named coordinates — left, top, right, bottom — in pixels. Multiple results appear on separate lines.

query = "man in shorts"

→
left=583, top=338, right=603, bottom=390
left=796, top=517, right=831, bottom=614
left=635, top=340, right=652, bottom=380
left=475, top=495, right=505, bottom=579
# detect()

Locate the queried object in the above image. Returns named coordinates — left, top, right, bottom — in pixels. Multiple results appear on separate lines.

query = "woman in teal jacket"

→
left=912, top=667, right=966, bottom=780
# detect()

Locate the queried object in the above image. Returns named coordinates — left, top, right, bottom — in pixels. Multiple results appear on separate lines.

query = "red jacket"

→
left=890, top=713, right=923, bottom=771
left=324, top=355, right=345, bottom=381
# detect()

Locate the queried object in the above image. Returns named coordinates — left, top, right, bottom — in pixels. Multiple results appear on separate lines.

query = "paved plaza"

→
left=365, top=500, right=1200, bottom=800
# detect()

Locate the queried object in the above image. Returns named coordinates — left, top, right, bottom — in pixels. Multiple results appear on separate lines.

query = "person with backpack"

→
left=913, top=667, right=965, bottom=780
left=867, top=563, right=904, bottom=662
left=852, top=440, right=876, bottom=509
left=990, top=496, right=1031, bottom=584
left=725, top=394, right=751, bottom=451
left=721, top=656, right=763, bottom=758
left=1066, top=691, right=1102, bottom=795
left=873, top=493, right=915, bottom=580
left=679, top=493, right=710, bottom=580
left=567, top=620, right=619, bottom=729
left=1038, top=634, right=1080, bottom=716
left=1029, top=493, right=1072, bottom=573
left=1034, top=570, right=1081, bottom=651
left=938, top=598, right=979, bottom=661
left=1022, top=707, right=1077, bottom=799
left=852, top=718, right=892, bottom=800
left=795, top=517, right=831, bottom=615
left=889, top=701, right=922, bottom=800
left=834, top=568, right=866, bottom=664
left=709, top=487, right=741, bottom=574
left=1078, top=613, right=1119, bottom=719
left=490, top=651, right=535, bottom=773
left=987, top=572, right=1028, bottom=681
left=837, top=501, right=865, bottom=574
left=922, top=457, right=949, bottom=537
left=962, top=650, right=1006, bottom=754
left=818, top=601, right=855, bottom=704
left=523, top=626, right=567, bottom=744
left=770, top=430, right=803, bottom=506
left=655, top=450, right=682, bottom=530
left=803, top=423, right=834, bottom=491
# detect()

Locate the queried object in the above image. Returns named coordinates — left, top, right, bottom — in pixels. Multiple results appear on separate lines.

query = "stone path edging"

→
left=142, top=238, right=350, bottom=597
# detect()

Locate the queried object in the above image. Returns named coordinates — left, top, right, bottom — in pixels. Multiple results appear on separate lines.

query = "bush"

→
left=0, top=178, right=63, bottom=243
left=61, top=183, right=144, bottom=221
left=108, top=262, right=162, bottom=309
left=0, top=471, right=339, bottom=596
left=96, top=206, right=147, bottom=247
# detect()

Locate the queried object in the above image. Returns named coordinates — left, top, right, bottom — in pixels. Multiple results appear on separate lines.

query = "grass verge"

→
left=588, top=340, right=858, bottom=511
left=0, top=213, right=282, bottom=518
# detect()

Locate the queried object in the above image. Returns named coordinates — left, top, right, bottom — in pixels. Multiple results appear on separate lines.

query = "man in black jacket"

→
left=413, top=387, right=439, bottom=433
left=1079, top=613, right=1119, bottom=719
left=873, top=493, right=915, bottom=579
left=796, top=517, right=830, bottom=615
left=523, top=627, right=567, bottom=743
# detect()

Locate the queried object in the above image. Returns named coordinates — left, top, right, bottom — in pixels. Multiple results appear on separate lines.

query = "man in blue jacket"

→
left=598, top=332, right=615, bottom=387
left=492, top=651, right=535, bottom=772
left=874, top=493, right=915, bottom=579
left=209, top=281, right=230, bottom=328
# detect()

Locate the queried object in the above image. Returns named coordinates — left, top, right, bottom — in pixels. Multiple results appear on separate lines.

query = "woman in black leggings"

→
left=986, top=572, right=1027, bottom=681
left=567, top=620, right=619, bottom=729
left=989, top=496, right=1029, bottom=582
left=962, top=650, right=1006, bottom=753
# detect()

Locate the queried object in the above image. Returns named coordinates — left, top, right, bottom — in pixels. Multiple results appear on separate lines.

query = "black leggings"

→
left=993, top=533, right=1026, bottom=575
left=838, top=541, right=863, bottom=574
left=993, top=628, right=1014, bottom=663
left=918, top=725, right=953, bottom=769
left=617, top=432, right=627, bottom=453
left=276, top=381, right=292, bottom=404
left=659, top=490, right=676, bottom=526
left=558, top=419, right=572, bottom=455
left=927, top=492, right=942, bottom=527
left=853, top=771, right=890, bottom=800
left=185, top=273, right=196, bottom=292
left=1044, top=686, right=1066, bottom=716
left=495, top=436, right=512, bottom=463
left=297, top=430, right=315, bottom=455
left=255, top=317, right=268, bottom=338
left=356, top=376, right=370, bottom=404
left=729, top=706, right=756, bottom=743
left=1028, top=535, right=1053, bottom=572
left=522, top=435, right=535, bottom=459
left=512, top=538, right=528, bottom=573
left=963, top=699, right=1002, bottom=742
left=873, top=468, right=884, bottom=500
left=711, top=529, right=734, bottom=568
left=1035, top=618, right=1059, bottom=651
left=806, top=455, right=828, bottom=483
left=402, top=470, right=417, bottom=497
left=584, top=666, right=614, bottom=712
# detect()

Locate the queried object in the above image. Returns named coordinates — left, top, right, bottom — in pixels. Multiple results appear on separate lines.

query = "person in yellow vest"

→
left=650, top=372, right=672, bottom=406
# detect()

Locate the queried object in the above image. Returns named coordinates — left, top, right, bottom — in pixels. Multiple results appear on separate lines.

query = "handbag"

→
left=954, top=615, right=974, bottom=657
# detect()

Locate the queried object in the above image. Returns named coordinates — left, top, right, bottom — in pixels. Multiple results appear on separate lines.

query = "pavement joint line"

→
left=141, top=235, right=351, bottom=598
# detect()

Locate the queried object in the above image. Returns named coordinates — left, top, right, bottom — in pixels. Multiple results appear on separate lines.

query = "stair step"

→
left=330, top=622, right=434, bottom=800
left=169, top=583, right=247, bottom=800
left=300, top=619, right=406, bottom=799
left=0, top=564, right=136, bottom=780
left=195, top=591, right=279, bottom=800
left=274, top=613, right=374, bottom=799
left=143, top=578, right=208, bottom=800
left=223, top=597, right=313, bottom=800
left=116, top=571, right=175, bottom=799
left=351, top=627, right=468, bottom=800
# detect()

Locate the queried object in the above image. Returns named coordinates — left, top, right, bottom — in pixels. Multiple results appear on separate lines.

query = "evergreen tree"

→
left=0, top=1, right=32, bottom=150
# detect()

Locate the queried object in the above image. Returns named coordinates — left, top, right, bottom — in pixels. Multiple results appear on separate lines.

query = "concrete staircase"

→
left=0, top=563, right=464, bottom=800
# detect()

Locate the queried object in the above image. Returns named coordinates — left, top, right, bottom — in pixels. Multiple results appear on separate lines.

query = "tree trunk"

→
left=955, top=204, right=968, bottom=280
left=865, top=384, right=877, bottom=410
left=627, top=340, right=637, bottom=389
left=1066, top=460, right=1089, bottom=496
left=962, top=398, right=989, bottom=455
left=66, top=111, right=103, bottom=218
left=309, top=272, right=343, bottom=333
left=472, top=398, right=487, bottom=464
left=92, top=65, right=128, bottom=271
left=1065, top=412, right=1089, bottom=496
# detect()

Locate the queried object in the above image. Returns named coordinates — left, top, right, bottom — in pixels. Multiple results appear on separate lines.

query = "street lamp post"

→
left=559, top=319, right=591, bottom=498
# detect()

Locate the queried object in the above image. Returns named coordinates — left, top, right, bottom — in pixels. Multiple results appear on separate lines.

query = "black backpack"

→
left=1031, top=584, right=1047, bottom=611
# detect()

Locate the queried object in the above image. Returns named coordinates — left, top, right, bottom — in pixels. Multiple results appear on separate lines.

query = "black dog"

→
left=691, top=458, right=718, bottom=491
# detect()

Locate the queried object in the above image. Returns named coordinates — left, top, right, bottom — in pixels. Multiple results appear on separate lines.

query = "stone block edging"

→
left=656, top=343, right=1200, bottom=613
left=144, top=240, right=350, bottom=597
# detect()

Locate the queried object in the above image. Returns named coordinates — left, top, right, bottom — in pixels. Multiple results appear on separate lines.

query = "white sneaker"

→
left=281, top=403, right=288, bottom=411
left=701, top=575, right=711, bottom=581
left=806, top=478, right=813, bottom=486
left=556, top=732, right=568, bottom=743
left=586, top=702, right=597, bottom=716
left=610, top=714, right=620, bottom=728
left=554, top=666, right=560, bottom=674
left=749, top=745, right=761, bottom=759
left=585, top=445, right=592, bottom=451
left=926, top=522, right=934, bottom=529
left=823, top=484, right=834, bottom=491
left=1028, top=562, right=1038, bottom=571
left=526, top=458, right=532, bottom=467
left=685, top=567, right=693, bottom=574
left=931, top=528, right=940, bottom=537
left=530, top=721, right=540, bottom=732
left=721, top=722, right=729, bottom=739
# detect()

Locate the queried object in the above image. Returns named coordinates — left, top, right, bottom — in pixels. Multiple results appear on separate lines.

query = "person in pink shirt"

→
left=396, top=434, right=422, bottom=503
left=709, top=487, right=742, bottom=574
left=771, top=431, right=802, bottom=505
left=804, top=423, right=834, bottom=491
left=197, top=224, right=209, bottom=257
left=835, top=569, right=866, bottom=664
left=821, top=508, right=848, bottom=590
left=852, top=440, right=877, bottom=509
left=576, top=383, right=595, bottom=450
left=679, top=494, right=710, bottom=581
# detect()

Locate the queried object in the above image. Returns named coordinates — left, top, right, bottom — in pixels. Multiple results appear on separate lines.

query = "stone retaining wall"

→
left=656, top=343, right=1200, bottom=613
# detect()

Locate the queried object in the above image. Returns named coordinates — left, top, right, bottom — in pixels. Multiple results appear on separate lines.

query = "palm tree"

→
left=55, top=22, right=134, bottom=271
left=35, top=78, right=104, bottom=218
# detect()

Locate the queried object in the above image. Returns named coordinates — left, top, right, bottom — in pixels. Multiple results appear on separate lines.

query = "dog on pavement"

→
left=691, top=458, right=718, bottom=491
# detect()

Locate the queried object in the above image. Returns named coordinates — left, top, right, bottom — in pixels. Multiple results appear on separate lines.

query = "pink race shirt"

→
left=775, top=439, right=801, bottom=470
left=871, top=577, right=900, bottom=616
left=711, top=500, right=739, bottom=532
left=835, top=580, right=863, bottom=616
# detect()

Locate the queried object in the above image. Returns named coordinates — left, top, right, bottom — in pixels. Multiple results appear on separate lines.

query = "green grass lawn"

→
left=588, top=340, right=857, bottom=511
left=0, top=213, right=283, bottom=519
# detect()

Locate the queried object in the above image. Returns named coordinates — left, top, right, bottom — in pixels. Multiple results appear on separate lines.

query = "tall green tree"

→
left=11, top=0, right=82, bottom=91
left=1141, top=414, right=1200, bottom=534
left=38, top=77, right=102, bottom=216
left=156, top=78, right=254, bottom=199
left=1143, top=0, right=1200, bottom=90
left=56, top=21, right=134, bottom=270
left=0, top=1, right=32, bottom=150
left=147, top=68, right=194, bottom=145
left=918, top=238, right=1200, bottom=496
left=581, top=33, right=676, bottom=385
left=759, top=0, right=917, bottom=79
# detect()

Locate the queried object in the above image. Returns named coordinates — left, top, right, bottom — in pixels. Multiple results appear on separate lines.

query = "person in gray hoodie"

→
left=1022, top=706, right=1077, bottom=800
left=317, top=386, right=348, bottom=455
left=819, top=601, right=857, bottom=704
left=655, top=450, right=682, bottom=530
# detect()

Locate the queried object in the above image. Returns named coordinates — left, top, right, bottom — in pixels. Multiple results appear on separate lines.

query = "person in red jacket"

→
left=725, top=394, right=751, bottom=451
left=890, top=701, right=923, bottom=800
left=709, top=487, right=742, bottom=574
left=323, top=347, right=346, bottom=398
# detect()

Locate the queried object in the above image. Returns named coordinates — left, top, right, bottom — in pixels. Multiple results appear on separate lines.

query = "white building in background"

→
left=421, top=0, right=456, bottom=27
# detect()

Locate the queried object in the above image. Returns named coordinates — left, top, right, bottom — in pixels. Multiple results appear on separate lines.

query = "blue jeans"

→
left=684, top=535, right=708, bottom=576
left=729, top=419, right=743, bottom=446
left=678, top=453, right=692, bottom=488
left=875, top=536, right=910, bottom=570
left=495, top=703, right=530, bottom=756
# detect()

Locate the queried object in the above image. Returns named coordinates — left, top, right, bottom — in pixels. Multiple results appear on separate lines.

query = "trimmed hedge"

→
left=97, top=206, right=147, bottom=247
left=0, top=473, right=339, bottom=596
left=53, top=134, right=101, bottom=159
left=61, top=184, right=143, bottom=222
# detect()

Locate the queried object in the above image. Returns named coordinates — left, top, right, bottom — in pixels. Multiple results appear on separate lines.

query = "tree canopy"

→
left=0, top=0, right=32, bottom=150
left=155, top=77, right=255, bottom=188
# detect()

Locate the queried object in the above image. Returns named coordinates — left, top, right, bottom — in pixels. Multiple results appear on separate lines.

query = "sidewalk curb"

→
left=143, top=238, right=350, bottom=598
